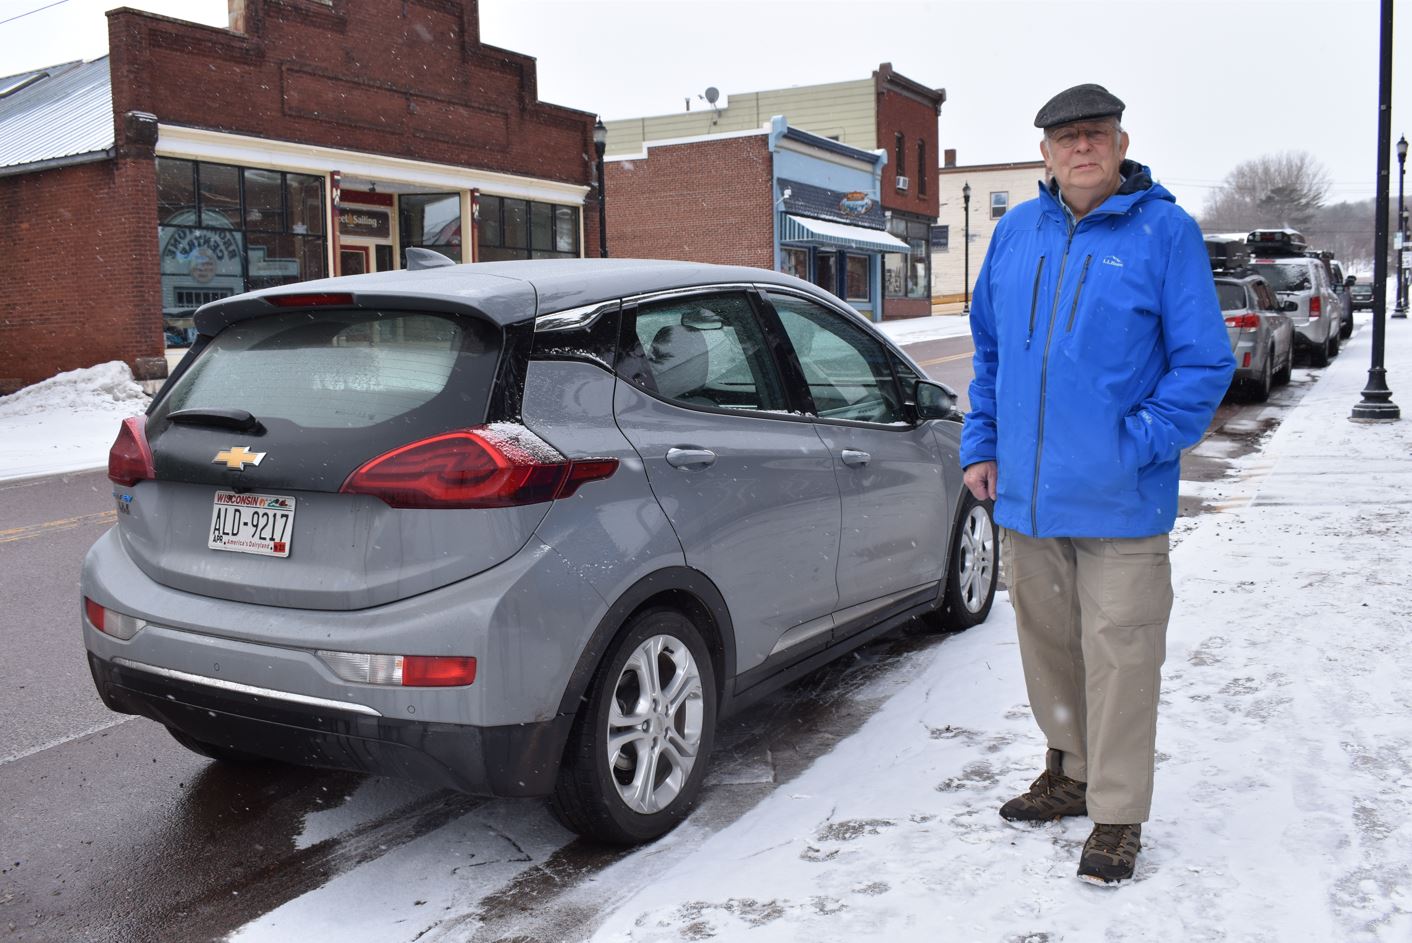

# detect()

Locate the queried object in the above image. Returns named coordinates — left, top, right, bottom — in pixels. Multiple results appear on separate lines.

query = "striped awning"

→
left=781, top=214, right=910, bottom=254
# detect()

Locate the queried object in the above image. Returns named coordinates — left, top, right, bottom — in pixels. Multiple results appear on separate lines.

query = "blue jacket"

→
left=960, top=161, right=1235, bottom=538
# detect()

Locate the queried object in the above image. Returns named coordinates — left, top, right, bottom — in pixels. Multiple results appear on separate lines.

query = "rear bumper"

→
left=88, top=652, right=572, bottom=797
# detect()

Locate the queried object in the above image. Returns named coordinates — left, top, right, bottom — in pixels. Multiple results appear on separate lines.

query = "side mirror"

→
left=914, top=379, right=960, bottom=421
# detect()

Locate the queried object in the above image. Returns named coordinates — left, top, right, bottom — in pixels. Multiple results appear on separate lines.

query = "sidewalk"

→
left=586, top=320, right=1412, bottom=942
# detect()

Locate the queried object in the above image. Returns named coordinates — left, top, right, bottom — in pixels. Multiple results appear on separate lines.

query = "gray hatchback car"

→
left=82, top=258, right=996, bottom=843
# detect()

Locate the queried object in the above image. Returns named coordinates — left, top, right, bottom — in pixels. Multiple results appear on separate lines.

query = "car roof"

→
left=195, top=258, right=835, bottom=333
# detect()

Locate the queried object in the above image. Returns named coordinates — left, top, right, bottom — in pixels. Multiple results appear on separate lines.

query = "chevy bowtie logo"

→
left=212, top=446, right=267, bottom=470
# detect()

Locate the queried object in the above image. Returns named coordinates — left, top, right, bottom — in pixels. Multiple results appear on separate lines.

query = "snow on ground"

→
left=583, top=322, right=1412, bottom=943
left=874, top=312, right=975, bottom=346
left=0, top=361, right=147, bottom=481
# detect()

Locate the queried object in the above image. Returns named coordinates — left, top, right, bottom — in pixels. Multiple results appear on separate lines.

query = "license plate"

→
left=208, top=491, right=296, bottom=557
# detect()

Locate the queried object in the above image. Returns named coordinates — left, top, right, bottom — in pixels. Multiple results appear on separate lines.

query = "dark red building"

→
left=0, top=0, right=599, bottom=392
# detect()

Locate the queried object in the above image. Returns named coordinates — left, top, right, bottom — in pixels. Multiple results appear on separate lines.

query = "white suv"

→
left=1248, top=231, right=1341, bottom=366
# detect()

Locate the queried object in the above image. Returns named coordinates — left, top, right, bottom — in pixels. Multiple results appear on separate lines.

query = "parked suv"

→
left=82, top=257, right=997, bottom=844
left=1247, top=229, right=1341, bottom=366
left=1350, top=279, right=1374, bottom=311
left=1215, top=273, right=1294, bottom=402
left=1318, top=253, right=1355, bottom=340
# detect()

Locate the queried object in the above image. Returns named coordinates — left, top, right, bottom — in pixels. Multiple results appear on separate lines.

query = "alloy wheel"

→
left=956, top=504, right=996, bottom=613
left=606, top=634, right=705, bottom=814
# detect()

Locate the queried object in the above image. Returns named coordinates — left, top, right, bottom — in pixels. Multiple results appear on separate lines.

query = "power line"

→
left=0, top=0, right=70, bottom=28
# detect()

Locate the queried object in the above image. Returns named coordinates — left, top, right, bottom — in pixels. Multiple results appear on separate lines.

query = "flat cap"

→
left=1034, top=83, right=1125, bottom=129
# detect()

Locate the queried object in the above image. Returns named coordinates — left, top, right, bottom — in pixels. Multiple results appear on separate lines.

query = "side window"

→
left=621, top=293, right=787, bottom=413
left=1253, top=281, right=1278, bottom=312
left=767, top=292, right=905, bottom=424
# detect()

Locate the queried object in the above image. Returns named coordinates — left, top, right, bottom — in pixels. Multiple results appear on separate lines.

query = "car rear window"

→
left=1251, top=261, right=1312, bottom=293
left=1215, top=283, right=1248, bottom=311
left=154, top=310, right=498, bottom=429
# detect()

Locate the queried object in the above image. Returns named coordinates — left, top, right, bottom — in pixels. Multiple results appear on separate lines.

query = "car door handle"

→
left=841, top=449, right=871, bottom=467
left=665, top=447, right=717, bottom=469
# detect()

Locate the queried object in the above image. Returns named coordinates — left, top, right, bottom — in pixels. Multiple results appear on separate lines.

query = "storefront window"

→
left=200, top=163, right=241, bottom=229
left=845, top=254, right=869, bottom=302
left=243, top=169, right=283, bottom=231
left=155, top=158, right=327, bottom=346
left=886, top=217, right=931, bottom=299
left=780, top=247, right=808, bottom=281
left=477, top=194, right=580, bottom=262
left=399, top=193, right=461, bottom=264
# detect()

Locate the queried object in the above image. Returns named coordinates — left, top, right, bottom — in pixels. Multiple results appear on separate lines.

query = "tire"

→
left=1340, top=316, right=1353, bottom=340
left=549, top=607, right=717, bottom=844
left=1309, top=335, right=1330, bottom=367
left=932, top=492, right=997, bottom=630
left=1243, top=349, right=1273, bottom=403
left=1273, top=345, right=1293, bottom=386
left=166, top=725, right=278, bottom=766
left=1328, top=330, right=1340, bottom=358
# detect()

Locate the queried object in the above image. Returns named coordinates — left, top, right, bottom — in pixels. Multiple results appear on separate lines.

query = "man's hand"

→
left=963, top=461, right=997, bottom=502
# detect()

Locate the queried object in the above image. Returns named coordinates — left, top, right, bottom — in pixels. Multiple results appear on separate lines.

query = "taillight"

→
left=1309, top=296, right=1321, bottom=317
left=340, top=425, right=617, bottom=509
left=1243, top=352, right=1252, bottom=368
left=1223, top=314, right=1260, bottom=329
left=267, top=292, right=355, bottom=308
left=108, top=416, right=155, bottom=486
left=316, top=650, right=477, bottom=687
left=83, top=597, right=146, bottom=639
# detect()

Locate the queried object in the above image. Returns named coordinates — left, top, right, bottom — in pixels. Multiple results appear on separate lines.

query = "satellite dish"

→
left=704, top=87, right=719, bottom=105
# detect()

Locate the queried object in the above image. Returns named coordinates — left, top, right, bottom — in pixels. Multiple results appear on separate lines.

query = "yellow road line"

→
left=0, top=510, right=117, bottom=544
left=915, top=351, right=974, bottom=367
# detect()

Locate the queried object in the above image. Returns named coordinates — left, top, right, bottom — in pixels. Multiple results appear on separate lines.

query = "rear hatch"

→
left=1251, top=259, right=1316, bottom=325
left=1215, top=280, right=1255, bottom=351
left=116, top=304, right=550, bottom=610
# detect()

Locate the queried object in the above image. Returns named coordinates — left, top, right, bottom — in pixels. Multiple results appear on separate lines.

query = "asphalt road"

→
left=0, top=329, right=1332, bottom=942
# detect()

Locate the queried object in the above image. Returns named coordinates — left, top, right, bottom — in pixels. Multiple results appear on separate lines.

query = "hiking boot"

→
left=1077, top=823, right=1142, bottom=885
left=998, top=750, right=1087, bottom=822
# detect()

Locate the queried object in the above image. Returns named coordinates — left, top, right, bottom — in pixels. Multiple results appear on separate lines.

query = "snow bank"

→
left=0, top=361, right=149, bottom=480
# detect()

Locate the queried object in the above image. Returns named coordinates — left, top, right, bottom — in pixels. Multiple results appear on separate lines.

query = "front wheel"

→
left=931, top=492, right=997, bottom=630
left=550, top=608, right=717, bottom=844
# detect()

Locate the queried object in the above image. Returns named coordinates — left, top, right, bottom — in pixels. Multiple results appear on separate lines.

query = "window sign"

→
left=930, top=225, right=949, bottom=250
left=339, top=207, right=391, bottom=238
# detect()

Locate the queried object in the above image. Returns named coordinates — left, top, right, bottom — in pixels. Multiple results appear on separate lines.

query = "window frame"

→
left=990, top=191, right=1009, bottom=220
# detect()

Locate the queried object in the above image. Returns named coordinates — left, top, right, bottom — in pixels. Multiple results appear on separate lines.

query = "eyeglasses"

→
left=1047, top=124, right=1117, bottom=150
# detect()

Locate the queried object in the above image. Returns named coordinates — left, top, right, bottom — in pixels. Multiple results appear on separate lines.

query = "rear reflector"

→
left=1243, top=352, right=1252, bottom=368
left=340, top=424, right=617, bottom=509
left=1224, top=314, right=1260, bottom=329
left=83, top=597, right=146, bottom=640
left=316, top=650, right=477, bottom=687
left=266, top=292, right=355, bottom=308
left=108, top=416, right=155, bottom=487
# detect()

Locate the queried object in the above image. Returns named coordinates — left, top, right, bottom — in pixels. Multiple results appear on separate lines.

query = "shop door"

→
left=339, top=246, right=370, bottom=275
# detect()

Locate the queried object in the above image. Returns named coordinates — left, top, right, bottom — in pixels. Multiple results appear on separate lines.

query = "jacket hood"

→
left=1041, top=159, right=1173, bottom=219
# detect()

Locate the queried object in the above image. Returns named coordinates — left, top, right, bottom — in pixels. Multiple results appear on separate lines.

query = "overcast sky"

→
left=1, top=0, right=1407, bottom=212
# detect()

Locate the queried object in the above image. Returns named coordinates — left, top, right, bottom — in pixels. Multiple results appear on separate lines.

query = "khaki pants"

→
left=1002, top=529, right=1173, bottom=824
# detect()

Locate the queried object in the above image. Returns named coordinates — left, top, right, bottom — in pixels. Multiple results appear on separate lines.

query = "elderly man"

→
left=960, top=84, right=1234, bottom=884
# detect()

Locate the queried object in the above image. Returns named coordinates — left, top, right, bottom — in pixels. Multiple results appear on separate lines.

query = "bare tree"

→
left=1200, top=151, right=1333, bottom=232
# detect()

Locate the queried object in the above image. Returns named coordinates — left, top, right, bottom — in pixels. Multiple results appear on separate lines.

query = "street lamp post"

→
left=1395, top=134, right=1408, bottom=318
left=593, top=117, right=608, bottom=259
left=962, top=182, right=972, bottom=314
left=1351, top=0, right=1399, bottom=421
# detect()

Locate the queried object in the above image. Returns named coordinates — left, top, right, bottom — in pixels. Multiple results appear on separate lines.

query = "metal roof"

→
left=0, top=58, right=114, bottom=175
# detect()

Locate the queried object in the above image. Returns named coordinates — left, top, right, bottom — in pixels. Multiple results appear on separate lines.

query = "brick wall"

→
left=107, top=0, right=597, bottom=188
left=0, top=159, right=162, bottom=391
left=604, top=136, right=773, bottom=267
left=876, top=73, right=942, bottom=319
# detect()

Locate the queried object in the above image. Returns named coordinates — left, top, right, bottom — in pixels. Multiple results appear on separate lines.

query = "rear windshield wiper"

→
left=166, top=408, right=266, bottom=434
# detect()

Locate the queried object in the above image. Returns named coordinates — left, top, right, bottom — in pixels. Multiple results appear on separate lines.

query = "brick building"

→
left=604, top=64, right=945, bottom=320
left=0, top=0, right=599, bottom=392
left=606, top=119, right=909, bottom=322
